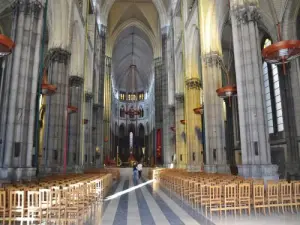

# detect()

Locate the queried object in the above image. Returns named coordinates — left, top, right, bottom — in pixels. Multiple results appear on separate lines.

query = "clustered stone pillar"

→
left=230, top=1, right=278, bottom=179
left=184, top=78, right=203, bottom=171
left=103, top=56, right=111, bottom=159
left=84, top=93, right=93, bottom=168
left=68, top=76, right=83, bottom=171
left=0, top=0, right=44, bottom=179
left=161, top=26, right=175, bottom=167
left=43, top=49, right=70, bottom=173
left=175, top=93, right=186, bottom=168
left=154, top=57, right=163, bottom=164
left=202, top=52, right=228, bottom=173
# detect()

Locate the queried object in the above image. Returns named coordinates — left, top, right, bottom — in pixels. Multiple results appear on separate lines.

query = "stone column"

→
left=225, top=99, right=235, bottom=166
left=202, top=52, right=228, bottom=173
left=0, top=0, right=43, bottom=180
left=161, top=26, right=175, bottom=167
left=84, top=93, right=93, bottom=168
left=103, top=57, right=111, bottom=159
left=184, top=78, right=203, bottom=171
left=97, top=25, right=106, bottom=166
left=68, top=76, right=83, bottom=171
left=230, top=1, right=278, bottom=180
left=154, top=57, right=163, bottom=164
left=43, top=49, right=70, bottom=173
left=175, top=93, right=186, bottom=168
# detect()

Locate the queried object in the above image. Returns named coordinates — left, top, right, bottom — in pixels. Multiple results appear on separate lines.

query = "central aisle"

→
left=100, top=168, right=210, bottom=225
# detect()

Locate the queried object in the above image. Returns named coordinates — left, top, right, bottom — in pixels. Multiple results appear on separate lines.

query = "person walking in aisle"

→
left=137, top=161, right=143, bottom=179
left=133, top=162, right=138, bottom=185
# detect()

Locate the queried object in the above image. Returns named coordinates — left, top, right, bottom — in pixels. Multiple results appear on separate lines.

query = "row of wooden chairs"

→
left=0, top=173, right=113, bottom=224
left=158, top=169, right=300, bottom=216
left=85, top=168, right=120, bottom=181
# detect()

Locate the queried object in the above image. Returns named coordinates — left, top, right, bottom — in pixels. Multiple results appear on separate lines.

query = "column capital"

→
left=94, top=104, right=104, bottom=109
left=175, top=93, right=184, bottom=102
left=69, top=76, right=83, bottom=87
left=12, top=0, right=43, bottom=18
left=100, top=25, right=107, bottom=38
left=185, top=78, right=201, bottom=90
left=168, top=104, right=175, bottom=111
left=47, top=48, right=70, bottom=64
left=202, top=51, right=222, bottom=67
left=85, top=92, right=93, bottom=102
left=231, top=3, right=260, bottom=24
left=161, top=26, right=170, bottom=36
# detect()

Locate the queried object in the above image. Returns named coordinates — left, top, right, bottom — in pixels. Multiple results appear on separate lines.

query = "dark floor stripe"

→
left=112, top=180, right=129, bottom=225
left=141, top=178, right=185, bottom=225
left=103, top=179, right=121, bottom=213
left=158, top=183, right=215, bottom=225
left=135, top=187, right=156, bottom=225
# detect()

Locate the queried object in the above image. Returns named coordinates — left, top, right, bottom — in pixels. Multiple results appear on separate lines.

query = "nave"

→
left=98, top=169, right=300, bottom=225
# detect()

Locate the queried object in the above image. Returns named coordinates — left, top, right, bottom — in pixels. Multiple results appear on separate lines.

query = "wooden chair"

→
left=224, top=184, right=237, bottom=215
left=238, top=183, right=251, bottom=215
left=26, top=190, right=40, bottom=225
left=253, top=184, right=266, bottom=215
left=267, top=183, right=279, bottom=214
left=207, top=185, right=222, bottom=216
left=8, top=190, right=25, bottom=225
left=280, top=182, right=293, bottom=213
left=0, top=189, right=7, bottom=224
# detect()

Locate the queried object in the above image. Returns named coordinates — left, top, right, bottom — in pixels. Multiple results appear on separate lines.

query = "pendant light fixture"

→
left=0, top=34, right=15, bottom=57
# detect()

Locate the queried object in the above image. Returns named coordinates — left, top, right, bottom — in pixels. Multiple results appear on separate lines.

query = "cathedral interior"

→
left=0, top=0, right=300, bottom=224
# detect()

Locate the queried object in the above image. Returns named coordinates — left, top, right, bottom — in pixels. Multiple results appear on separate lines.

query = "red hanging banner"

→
left=156, top=129, right=161, bottom=159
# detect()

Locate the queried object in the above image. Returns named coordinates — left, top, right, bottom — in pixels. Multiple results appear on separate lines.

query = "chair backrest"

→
left=267, top=183, right=278, bottom=198
left=9, top=191, right=25, bottom=210
left=210, top=185, right=222, bottom=201
left=0, top=190, right=6, bottom=209
left=239, top=183, right=250, bottom=199
left=253, top=184, right=264, bottom=200
left=225, top=184, right=237, bottom=200
left=27, top=191, right=39, bottom=208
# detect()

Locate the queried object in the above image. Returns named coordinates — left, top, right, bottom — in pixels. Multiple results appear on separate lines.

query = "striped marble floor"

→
left=98, top=172, right=300, bottom=225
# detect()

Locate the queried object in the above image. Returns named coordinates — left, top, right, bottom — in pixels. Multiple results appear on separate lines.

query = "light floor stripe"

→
left=156, top=188, right=200, bottom=225
left=101, top=179, right=125, bottom=225
left=127, top=179, right=141, bottom=225
left=140, top=184, right=170, bottom=225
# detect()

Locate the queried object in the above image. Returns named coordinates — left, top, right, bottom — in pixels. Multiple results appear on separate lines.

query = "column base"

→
left=187, top=164, right=202, bottom=172
left=237, top=164, right=279, bottom=181
left=204, top=165, right=217, bottom=173
left=285, top=163, right=300, bottom=180
left=164, top=163, right=175, bottom=168
left=216, top=164, right=231, bottom=173
left=204, top=164, right=230, bottom=173
left=0, top=167, right=36, bottom=181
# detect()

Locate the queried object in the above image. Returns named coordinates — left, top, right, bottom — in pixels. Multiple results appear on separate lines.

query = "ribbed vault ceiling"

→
left=109, top=0, right=158, bottom=92
left=112, top=26, right=153, bottom=92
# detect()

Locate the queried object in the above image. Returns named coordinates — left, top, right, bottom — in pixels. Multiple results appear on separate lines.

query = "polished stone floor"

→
left=80, top=170, right=300, bottom=225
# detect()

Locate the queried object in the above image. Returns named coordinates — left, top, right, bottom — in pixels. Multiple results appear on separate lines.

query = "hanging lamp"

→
left=41, top=69, right=57, bottom=95
left=193, top=104, right=204, bottom=115
left=215, top=55, right=237, bottom=105
left=67, top=105, right=78, bottom=114
left=180, top=120, right=186, bottom=125
left=0, top=34, right=15, bottom=57
left=262, top=24, right=300, bottom=75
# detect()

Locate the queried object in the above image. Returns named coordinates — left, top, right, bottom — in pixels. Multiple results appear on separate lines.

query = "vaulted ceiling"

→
left=107, top=0, right=166, bottom=92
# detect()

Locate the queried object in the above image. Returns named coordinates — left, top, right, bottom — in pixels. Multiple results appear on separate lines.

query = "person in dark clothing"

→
left=133, top=162, right=138, bottom=185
